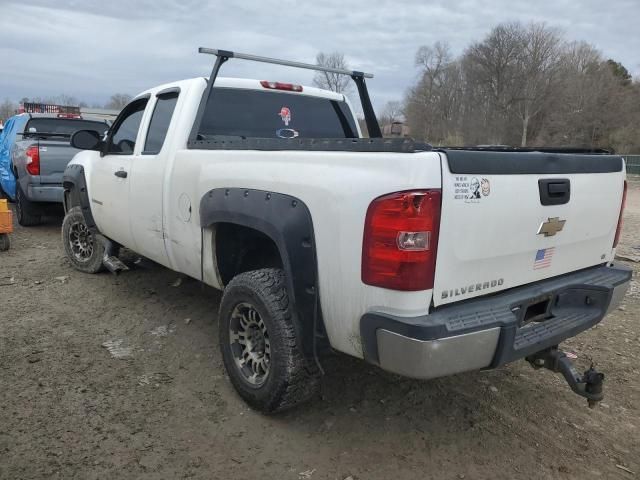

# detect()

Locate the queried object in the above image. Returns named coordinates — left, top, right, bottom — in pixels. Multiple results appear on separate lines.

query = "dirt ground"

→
left=1, top=183, right=639, bottom=480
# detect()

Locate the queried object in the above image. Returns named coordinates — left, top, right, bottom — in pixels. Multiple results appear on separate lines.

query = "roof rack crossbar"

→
left=188, top=47, right=382, bottom=145
left=198, top=47, right=374, bottom=79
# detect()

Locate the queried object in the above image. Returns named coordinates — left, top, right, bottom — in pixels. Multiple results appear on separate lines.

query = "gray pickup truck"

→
left=13, top=114, right=109, bottom=225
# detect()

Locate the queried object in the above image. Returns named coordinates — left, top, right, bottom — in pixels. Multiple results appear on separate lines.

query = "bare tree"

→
left=463, top=23, right=524, bottom=144
left=540, top=42, right=627, bottom=149
left=313, top=52, right=352, bottom=94
left=380, top=100, right=403, bottom=125
left=55, top=94, right=81, bottom=107
left=513, top=23, right=563, bottom=146
left=0, top=99, right=17, bottom=122
left=405, top=41, right=464, bottom=143
left=105, top=93, right=132, bottom=110
left=402, top=21, right=640, bottom=152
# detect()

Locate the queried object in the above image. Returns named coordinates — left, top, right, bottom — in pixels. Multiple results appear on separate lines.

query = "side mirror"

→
left=71, top=130, right=103, bottom=151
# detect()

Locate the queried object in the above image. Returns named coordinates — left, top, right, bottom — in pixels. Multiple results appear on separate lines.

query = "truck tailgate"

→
left=433, top=150, right=625, bottom=307
left=37, top=139, right=82, bottom=184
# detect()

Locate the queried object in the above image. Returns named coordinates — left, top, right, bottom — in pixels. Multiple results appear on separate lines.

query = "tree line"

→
left=314, top=23, right=638, bottom=153
left=402, top=22, right=639, bottom=152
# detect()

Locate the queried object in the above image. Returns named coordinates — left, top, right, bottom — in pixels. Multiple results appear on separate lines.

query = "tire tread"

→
left=16, top=185, right=42, bottom=226
left=219, top=268, right=320, bottom=414
left=61, top=206, right=104, bottom=274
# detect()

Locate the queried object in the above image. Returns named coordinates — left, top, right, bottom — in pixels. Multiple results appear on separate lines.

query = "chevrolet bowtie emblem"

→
left=537, top=217, right=566, bottom=237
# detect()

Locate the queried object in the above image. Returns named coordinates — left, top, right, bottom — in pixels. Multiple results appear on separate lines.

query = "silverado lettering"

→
left=441, top=278, right=505, bottom=299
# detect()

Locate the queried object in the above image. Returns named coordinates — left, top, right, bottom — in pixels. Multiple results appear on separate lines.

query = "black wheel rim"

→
left=68, top=221, right=94, bottom=262
left=229, top=302, right=271, bottom=386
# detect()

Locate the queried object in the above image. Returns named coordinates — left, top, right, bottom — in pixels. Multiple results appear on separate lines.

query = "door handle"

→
left=538, top=178, right=570, bottom=205
left=548, top=182, right=569, bottom=195
left=114, top=170, right=128, bottom=179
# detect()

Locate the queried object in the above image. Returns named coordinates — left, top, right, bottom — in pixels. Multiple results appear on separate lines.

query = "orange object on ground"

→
left=0, top=199, right=13, bottom=234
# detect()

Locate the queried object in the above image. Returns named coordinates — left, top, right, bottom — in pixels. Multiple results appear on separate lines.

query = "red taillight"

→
left=260, top=80, right=303, bottom=92
left=613, top=180, right=627, bottom=248
left=362, top=190, right=441, bottom=291
left=25, top=146, right=40, bottom=175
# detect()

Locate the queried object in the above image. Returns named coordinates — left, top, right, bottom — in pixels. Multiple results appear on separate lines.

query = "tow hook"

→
left=526, top=347, right=605, bottom=408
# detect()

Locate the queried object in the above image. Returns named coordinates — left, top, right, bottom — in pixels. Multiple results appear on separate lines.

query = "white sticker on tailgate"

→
left=453, top=176, right=491, bottom=202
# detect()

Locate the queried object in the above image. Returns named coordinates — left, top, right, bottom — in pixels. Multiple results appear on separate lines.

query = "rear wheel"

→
left=218, top=268, right=320, bottom=414
left=15, top=185, right=42, bottom=226
left=62, top=206, right=104, bottom=273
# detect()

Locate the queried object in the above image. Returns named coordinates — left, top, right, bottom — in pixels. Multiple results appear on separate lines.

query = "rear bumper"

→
left=360, top=264, right=631, bottom=379
left=27, top=184, right=64, bottom=203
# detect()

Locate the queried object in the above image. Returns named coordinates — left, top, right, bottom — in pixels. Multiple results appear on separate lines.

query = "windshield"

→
left=24, top=118, right=109, bottom=137
left=198, top=87, right=358, bottom=139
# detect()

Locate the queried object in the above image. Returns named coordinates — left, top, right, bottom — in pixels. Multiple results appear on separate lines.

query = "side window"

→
left=143, top=92, right=179, bottom=155
left=106, top=98, right=148, bottom=154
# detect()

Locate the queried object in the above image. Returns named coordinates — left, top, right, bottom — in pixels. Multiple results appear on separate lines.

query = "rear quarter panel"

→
left=167, top=147, right=443, bottom=358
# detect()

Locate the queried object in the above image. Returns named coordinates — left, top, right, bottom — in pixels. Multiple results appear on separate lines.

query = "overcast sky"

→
left=1, top=0, right=639, bottom=112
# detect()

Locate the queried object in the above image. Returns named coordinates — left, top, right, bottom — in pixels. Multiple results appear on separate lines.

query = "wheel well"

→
left=215, top=223, right=283, bottom=286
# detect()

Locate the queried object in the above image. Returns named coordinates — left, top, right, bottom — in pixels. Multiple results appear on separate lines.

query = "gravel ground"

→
left=1, top=182, right=639, bottom=480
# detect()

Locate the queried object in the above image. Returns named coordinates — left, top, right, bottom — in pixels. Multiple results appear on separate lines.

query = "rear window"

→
left=198, top=88, right=357, bottom=139
left=25, top=118, right=109, bottom=137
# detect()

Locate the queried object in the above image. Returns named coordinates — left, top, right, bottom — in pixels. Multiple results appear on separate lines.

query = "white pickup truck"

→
left=62, top=48, right=630, bottom=413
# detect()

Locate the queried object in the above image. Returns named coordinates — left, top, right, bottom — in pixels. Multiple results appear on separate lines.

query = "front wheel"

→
left=62, top=207, right=104, bottom=273
left=218, top=268, right=320, bottom=414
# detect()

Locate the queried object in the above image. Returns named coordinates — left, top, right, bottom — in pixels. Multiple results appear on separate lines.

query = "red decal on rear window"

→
left=279, top=107, right=291, bottom=126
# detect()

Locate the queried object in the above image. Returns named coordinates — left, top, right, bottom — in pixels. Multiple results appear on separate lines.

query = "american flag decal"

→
left=534, top=247, right=555, bottom=269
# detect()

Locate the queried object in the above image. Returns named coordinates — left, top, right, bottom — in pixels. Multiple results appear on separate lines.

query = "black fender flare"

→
left=62, top=164, right=97, bottom=231
left=200, top=188, right=325, bottom=357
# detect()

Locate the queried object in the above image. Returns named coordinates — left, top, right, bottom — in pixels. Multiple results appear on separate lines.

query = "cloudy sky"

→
left=1, top=0, right=639, bottom=111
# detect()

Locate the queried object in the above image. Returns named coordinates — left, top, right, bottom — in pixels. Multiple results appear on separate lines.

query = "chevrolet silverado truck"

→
left=61, top=48, right=630, bottom=413
left=1, top=111, right=109, bottom=225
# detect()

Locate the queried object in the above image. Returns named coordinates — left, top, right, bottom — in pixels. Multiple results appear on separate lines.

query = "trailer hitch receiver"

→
left=526, top=347, right=604, bottom=408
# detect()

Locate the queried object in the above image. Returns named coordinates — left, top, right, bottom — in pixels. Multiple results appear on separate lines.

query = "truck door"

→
left=127, top=89, right=180, bottom=267
left=89, top=97, right=148, bottom=248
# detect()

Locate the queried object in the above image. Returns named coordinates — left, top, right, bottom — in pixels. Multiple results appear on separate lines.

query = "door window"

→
left=143, top=92, right=179, bottom=155
left=106, top=98, right=148, bottom=154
